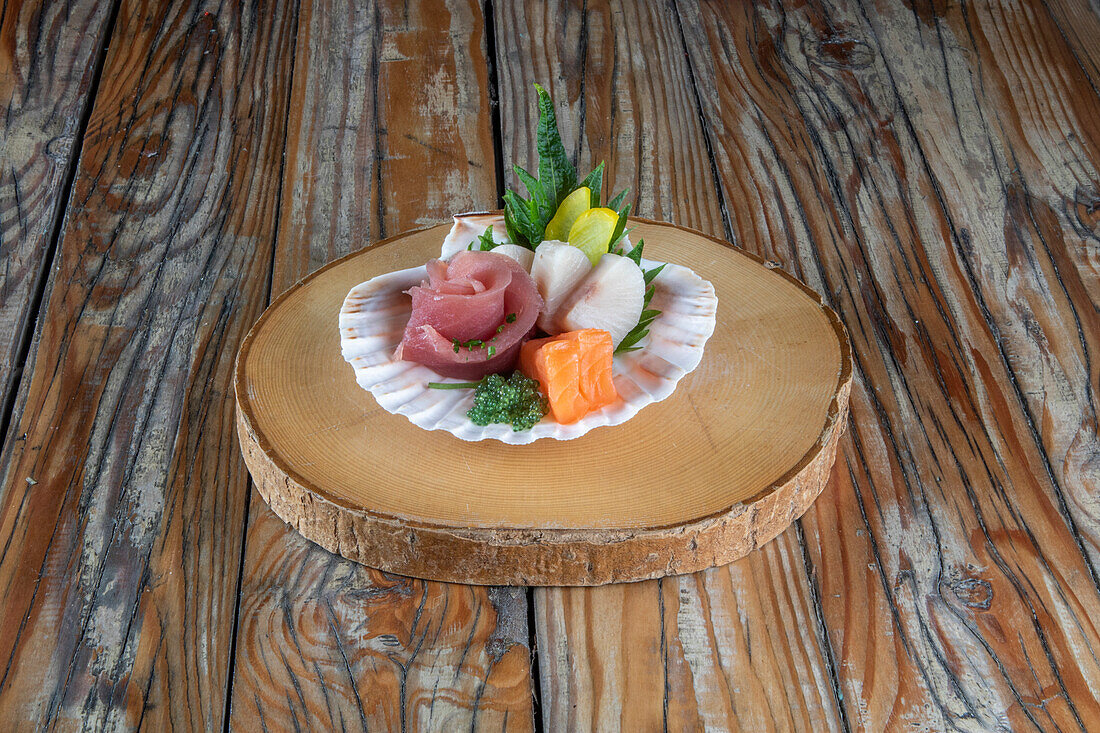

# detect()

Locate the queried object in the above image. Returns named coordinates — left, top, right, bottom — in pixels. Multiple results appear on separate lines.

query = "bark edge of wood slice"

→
left=235, top=218, right=852, bottom=586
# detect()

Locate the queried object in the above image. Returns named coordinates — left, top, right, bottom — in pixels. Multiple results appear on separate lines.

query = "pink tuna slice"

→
left=396, top=250, right=542, bottom=380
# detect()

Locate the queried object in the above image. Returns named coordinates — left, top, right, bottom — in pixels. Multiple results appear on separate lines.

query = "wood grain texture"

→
left=235, top=219, right=851, bottom=584
left=234, top=516, right=531, bottom=731
left=679, top=0, right=1100, bottom=728
left=1, top=0, right=1097, bottom=728
left=0, top=0, right=114, bottom=418
left=496, top=0, right=848, bottom=727
left=0, top=0, right=298, bottom=728
left=862, top=0, right=1100, bottom=575
left=229, top=0, right=534, bottom=729
left=535, top=531, right=853, bottom=732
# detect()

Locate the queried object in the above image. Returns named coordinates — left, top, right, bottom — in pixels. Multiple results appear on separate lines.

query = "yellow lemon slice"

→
left=567, top=207, right=619, bottom=266
left=544, top=186, right=592, bottom=243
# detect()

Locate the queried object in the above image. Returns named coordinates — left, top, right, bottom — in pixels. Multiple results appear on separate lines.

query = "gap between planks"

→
left=667, top=1, right=854, bottom=727
left=220, top=1, right=306, bottom=731
left=0, top=0, right=123, bottom=467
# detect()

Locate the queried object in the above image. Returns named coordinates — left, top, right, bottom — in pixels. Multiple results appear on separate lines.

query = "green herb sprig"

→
left=616, top=239, right=666, bottom=353
left=503, top=84, right=627, bottom=249
left=503, top=84, right=663, bottom=352
left=467, top=226, right=498, bottom=251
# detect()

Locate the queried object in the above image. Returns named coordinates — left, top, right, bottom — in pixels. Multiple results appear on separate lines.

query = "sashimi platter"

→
left=340, top=213, right=715, bottom=445
left=235, top=86, right=852, bottom=585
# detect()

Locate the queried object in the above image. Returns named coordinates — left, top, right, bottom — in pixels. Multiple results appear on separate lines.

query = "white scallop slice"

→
left=557, top=253, right=645, bottom=347
left=489, top=244, right=535, bottom=272
left=340, top=268, right=712, bottom=445
left=530, top=240, right=592, bottom=333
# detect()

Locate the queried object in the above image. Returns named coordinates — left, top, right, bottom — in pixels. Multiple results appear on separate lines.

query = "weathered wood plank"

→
left=535, top=533, right=847, bottom=731
left=0, top=0, right=115, bottom=420
left=1010, top=0, right=1100, bottom=101
left=496, top=1, right=845, bottom=729
left=860, top=0, right=1100, bottom=573
left=679, top=0, right=1100, bottom=728
left=0, top=0, right=298, bottom=728
left=233, top=518, right=532, bottom=732
left=228, top=0, right=534, bottom=729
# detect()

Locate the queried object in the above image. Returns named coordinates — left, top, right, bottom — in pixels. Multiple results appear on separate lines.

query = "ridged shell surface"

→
left=340, top=220, right=716, bottom=444
left=439, top=212, right=510, bottom=259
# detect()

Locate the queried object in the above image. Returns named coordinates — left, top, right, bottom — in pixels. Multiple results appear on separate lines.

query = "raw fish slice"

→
left=490, top=244, right=535, bottom=272
left=340, top=257, right=717, bottom=444
left=423, top=258, right=487, bottom=296
left=561, top=329, right=617, bottom=408
left=405, top=252, right=514, bottom=341
left=397, top=251, right=542, bottom=379
left=532, top=339, right=588, bottom=424
left=530, top=240, right=592, bottom=333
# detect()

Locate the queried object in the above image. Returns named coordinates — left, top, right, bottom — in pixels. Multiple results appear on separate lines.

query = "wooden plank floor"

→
left=0, top=0, right=1098, bottom=730
left=229, top=1, right=534, bottom=730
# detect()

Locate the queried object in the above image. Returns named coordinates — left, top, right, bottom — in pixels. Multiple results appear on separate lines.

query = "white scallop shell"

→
left=440, top=212, right=510, bottom=259
left=339, top=254, right=718, bottom=445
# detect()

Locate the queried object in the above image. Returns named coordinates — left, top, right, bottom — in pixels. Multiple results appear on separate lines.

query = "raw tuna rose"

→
left=396, top=250, right=542, bottom=379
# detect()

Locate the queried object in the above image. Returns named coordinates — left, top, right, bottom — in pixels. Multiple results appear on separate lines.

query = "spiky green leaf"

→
left=580, top=162, right=604, bottom=207
left=644, top=263, right=665, bottom=285
left=513, top=163, right=553, bottom=226
left=477, top=226, right=497, bottom=251
left=610, top=203, right=631, bottom=249
left=608, top=188, right=629, bottom=211
left=534, top=83, right=577, bottom=214
left=503, top=190, right=541, bottom=247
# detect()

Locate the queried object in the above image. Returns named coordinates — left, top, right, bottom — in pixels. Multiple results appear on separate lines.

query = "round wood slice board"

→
left=235, top=218, right=852, bottom=586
